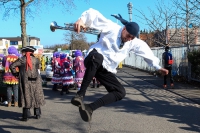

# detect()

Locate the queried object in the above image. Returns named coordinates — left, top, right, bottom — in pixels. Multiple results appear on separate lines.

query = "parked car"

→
left=45, top=64, right=53, bottom=80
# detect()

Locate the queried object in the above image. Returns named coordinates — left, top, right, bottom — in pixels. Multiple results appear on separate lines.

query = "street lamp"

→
left=127, top=2, right=139, bottom=38
left=127, top=2, right=133, bottom=22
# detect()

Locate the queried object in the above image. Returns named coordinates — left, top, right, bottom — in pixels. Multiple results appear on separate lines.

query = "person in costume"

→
left=10, top=46, right=45, bottom=121
left=73, top=50, right=85, bottom=91
left=51, top=52, right=61, bottom=91
left=60, top=53, right=74, bottom=95
left=2, top=46, right=19, bottom=107
left=41, top=55, right=46, bottom=71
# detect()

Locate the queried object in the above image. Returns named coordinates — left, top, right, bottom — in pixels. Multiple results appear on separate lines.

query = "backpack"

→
left=165, top=52, right=173, bottom=65
left=73, top=56, right=85, bottom=73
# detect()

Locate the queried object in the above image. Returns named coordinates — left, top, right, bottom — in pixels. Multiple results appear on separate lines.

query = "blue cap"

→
left=125, top=22, right=139, bottom=37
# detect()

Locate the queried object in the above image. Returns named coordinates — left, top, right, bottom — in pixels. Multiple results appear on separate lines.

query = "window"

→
left=10, top=41, right=18, bottom=45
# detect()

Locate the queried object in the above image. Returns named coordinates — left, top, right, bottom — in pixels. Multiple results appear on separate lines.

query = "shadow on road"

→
left=39, top=72, right=200, bottom=132
left=0, top=109, right=51, bottom=133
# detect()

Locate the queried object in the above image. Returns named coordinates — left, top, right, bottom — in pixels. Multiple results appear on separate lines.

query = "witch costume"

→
left=10, top=46, right=45, bottom=121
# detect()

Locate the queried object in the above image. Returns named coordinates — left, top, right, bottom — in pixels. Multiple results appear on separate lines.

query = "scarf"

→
left=26, top=52, right=33, bottom=71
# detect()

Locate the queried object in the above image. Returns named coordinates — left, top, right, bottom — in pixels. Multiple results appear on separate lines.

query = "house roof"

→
left=0, top=36, right=40, bottom=41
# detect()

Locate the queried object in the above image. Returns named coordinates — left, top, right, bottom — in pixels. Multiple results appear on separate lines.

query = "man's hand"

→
left=159, top=68, right=169, bottom=75
left=74, top=19, right=86, bottom=33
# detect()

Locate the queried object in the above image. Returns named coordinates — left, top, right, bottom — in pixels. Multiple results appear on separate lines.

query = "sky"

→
left=0, top=0, right=159, bottom=47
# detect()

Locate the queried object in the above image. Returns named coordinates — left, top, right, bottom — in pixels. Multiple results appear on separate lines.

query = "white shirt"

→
left=80, top=8, right=161, bottom=74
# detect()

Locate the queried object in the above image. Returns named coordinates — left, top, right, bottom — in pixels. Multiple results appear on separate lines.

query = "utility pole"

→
left=165, top=11, right=168, bottom=45
left=127, top=2, right=133, bottom=22
left=186, top=0, right=190, bottom=50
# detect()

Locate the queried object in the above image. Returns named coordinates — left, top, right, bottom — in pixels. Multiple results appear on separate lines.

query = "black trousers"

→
left=164, top=66, right=174, bottom=85
left=78, top=49, right=126, bottom=111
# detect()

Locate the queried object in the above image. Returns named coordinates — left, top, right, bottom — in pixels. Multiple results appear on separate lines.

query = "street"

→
left=0, top=68, right=200, bottom=133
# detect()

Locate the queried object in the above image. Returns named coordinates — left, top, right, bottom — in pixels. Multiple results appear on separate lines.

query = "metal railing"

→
left=123, top=45, right=200, bottom=82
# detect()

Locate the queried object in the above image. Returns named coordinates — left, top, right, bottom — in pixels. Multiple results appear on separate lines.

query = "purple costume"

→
left=73, top=50, right=85, bottom=90
left=60, top=53, right=74, bottom=86
left=51, top=52, right=62, bottom=84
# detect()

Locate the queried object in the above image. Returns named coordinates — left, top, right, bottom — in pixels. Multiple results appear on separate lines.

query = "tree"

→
left=64, top=31, right=89, bottom=50
left=172, top=0, right=200, bottom=47
left=64, top=31, right=87, bottom=43
left=44, top=43, right=70, bottom=52
left=0, top=0, right=88, bottom=47
left=136, top=0, right=200, bottom=47
left=70, top=40, right=89, bottom=50
left=135, top=0, right=180, bottom=47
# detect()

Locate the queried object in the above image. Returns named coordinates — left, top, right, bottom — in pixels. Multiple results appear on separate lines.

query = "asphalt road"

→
left=0, top=69, right=200, bottom=133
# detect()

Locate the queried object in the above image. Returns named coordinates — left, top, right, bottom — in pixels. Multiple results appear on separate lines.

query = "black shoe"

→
left=36, top=115, right=41, bottom=119
left=21, top=108, right=30, bottom=122
left=97, top=84, right=100, bottom=88
left=91, top=85, right=95, bottom=88
left=66, top=90, right=70, bottom=94
left=21, top=118, right=28, bottom=122
left=53, top=89, right=58, bottom=91
left=79, top=104, right=93, bottom=122
left=71, top=94, right=83, bottom=107
left=60, top=91, right=64, bottom=95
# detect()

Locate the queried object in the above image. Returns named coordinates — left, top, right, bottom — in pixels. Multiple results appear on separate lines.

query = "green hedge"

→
left=187, top=49, right=200, bottom=80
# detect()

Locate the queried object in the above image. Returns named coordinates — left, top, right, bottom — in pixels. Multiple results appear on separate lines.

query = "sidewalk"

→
left=118, top=66, right=200, bottom=105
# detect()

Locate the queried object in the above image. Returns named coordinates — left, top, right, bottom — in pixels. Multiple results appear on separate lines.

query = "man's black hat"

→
left=21, top=46, right=36, bottom=52
left=111, top=14, right=139, bottom=37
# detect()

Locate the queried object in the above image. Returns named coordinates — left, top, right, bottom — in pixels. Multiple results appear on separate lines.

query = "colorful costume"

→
left=51, top=52, right=62, bottom=85
left=3, top=54, right=19, bottom=84
left=2, top=46, right=19, bottom=107
left=73, top=50, right=85, bottom=91
left=60, top=53, right=74, bottom=95
left=51, top=52, right=61, bottom=91
left=41, top=55, right=46, bottom=71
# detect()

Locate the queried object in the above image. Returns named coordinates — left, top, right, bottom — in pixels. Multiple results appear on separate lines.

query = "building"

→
left=140, top=27, right=200, bottom=47
left=0, top=36, right=41, bottom=54
left=166, top=27, right=200, bottom=46
left=140, top=33, right=155, bottom=47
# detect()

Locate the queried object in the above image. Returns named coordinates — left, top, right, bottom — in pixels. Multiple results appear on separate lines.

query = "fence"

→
left=123, top=45, right=200, bottom=82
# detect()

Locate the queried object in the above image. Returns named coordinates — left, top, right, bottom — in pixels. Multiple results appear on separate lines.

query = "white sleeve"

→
left=130, top=39, right=161, bottom=70
left=79, top=8, right=117, bottom=33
